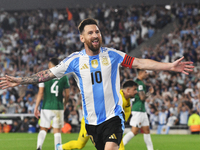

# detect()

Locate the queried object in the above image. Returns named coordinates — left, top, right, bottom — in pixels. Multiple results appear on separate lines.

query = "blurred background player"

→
left=57, top=80, right=138, bottom=150
left=34, top=58, right=70, bottom=150
left=123, top=69, right=154, bottom=150
left=118, top=80, right=138, bottom=150
left=57, top=117, right=89, bottom=150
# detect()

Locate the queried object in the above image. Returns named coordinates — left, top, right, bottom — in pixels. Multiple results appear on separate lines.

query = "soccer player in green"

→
left=123, top=69, right=154, bottom=150
left=34, top=58, right=70, bottom=150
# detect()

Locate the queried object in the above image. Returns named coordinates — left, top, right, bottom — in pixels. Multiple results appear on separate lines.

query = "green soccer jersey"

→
left=131, top=78, right=146, bottom=112
left=41, top=75, right=70, bottom=110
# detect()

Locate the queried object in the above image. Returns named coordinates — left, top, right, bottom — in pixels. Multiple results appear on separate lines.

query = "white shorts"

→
left=129, top=111, right=149, bottom=128
left=40, top=109, right=64, bottom=129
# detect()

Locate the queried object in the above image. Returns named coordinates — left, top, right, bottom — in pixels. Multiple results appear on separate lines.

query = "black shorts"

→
left=85, top=116, right=124, bottom=150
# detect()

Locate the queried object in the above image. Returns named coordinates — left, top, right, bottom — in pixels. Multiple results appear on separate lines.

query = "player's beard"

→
left=85, top=37, right=102, bottom=52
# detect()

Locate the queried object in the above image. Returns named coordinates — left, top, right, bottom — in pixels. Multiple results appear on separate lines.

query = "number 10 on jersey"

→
left=91, top=71, right=102, bottom=85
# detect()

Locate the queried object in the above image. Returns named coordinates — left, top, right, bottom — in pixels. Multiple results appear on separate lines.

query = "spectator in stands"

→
left=103, top=30, right=112, bottom=46
left=16, top=97, right=25, bottom=112
left=140, top=21, right=149, bottom=40
left=148, top=26, right=155, bottom=38
left=3, top=122, right=11, bottom=133
left=68, top=105, right=79, bottom=132
left=130, top=29, right=138, bottom=49
left=11, top=120, right=20, bottom=132
left=19, top=117, right=29, bottom=132
left=8, top=88, right=17, bottom=102
left=64, top=104, right=71, bottom=123
left=112, top=32, right=121, bottom=49
left=177, top=102, right=190, bottom=126
left=167, top=112, right=179, bottom=127
left=26, top=99, right=35, bottom=114
left=23, top=93, right=32, bottom=102
left=6, top=99, right=17, bottom=114
left=156, top=106, right=170, bottom=134
left=147, top=11, right=157, bottom=28
left=184, top=82, right=194, bottom=94
left=1, top=90, right=9, bottom=106
left=184, top=93, right=193, bottom=110
left=149, top=104, right=158, bottom=129
left=28, top=118, right=37, bottom=133
left=0, top=100, right=6, bottom=113
left=25, top=84, right=35, bottom=96
left=160, top=112, right=179, bottom=134
left=169, top=102, right=178, bottom=117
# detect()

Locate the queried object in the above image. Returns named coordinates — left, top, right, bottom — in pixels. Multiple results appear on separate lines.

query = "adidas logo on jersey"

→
left=81, top=64, right=89, bottom=70
left=109, top=133, right=117, bottom=139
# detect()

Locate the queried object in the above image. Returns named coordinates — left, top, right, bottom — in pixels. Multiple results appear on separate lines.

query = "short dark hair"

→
left=78, top=18, right=98, bottom=34
left=122, top=80, right=138, bottom=89
left=137, top=69, right=145, bottom=73
left=192, top=110, right=198, bottom=114
left=49, top=57, right=59, bottom=66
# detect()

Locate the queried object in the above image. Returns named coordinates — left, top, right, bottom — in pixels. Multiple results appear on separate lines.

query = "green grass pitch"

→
left=0, top=133, right=199, bottom=150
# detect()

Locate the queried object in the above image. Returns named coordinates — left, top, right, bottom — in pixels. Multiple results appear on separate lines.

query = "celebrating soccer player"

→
left=0, top=18, right=194, bottom=150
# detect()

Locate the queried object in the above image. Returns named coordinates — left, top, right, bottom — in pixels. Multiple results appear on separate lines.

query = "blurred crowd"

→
left=0, top=2, right=200, bottom=133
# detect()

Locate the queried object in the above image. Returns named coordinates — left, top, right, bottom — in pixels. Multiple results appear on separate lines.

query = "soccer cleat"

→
left=37, top=148, right=41, bottom=150
left=56, top=143, right=63, bottom=150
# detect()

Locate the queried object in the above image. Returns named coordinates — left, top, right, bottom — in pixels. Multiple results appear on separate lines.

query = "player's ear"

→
left=80, top=34, right=84, bottom=43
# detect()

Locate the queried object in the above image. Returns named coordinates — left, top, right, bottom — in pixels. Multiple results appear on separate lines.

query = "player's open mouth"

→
left=92, top=39, right=99, bottom=45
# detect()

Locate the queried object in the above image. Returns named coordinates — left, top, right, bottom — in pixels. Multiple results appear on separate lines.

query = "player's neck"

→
left=137, top=75, right=143, bottom=81
left=122, top=90, right=129, bottom=100
left=85, top=46, right=100, bottom=56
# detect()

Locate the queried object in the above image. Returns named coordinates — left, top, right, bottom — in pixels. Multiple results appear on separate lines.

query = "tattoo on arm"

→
left=139, top=91, right=146, bottom=101
left=21, top=69, right=55, bottom=84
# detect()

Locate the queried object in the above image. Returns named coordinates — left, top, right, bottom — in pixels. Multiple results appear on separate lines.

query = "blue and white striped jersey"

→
left=50, top=47, right=128, bottom=125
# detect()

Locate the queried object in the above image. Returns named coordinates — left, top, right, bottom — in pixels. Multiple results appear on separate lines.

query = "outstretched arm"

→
left=132, top=57, right=194, bottom=75
left=34, top=86, right=44, bottom=119
left=0, top=69, right=56, bottom=89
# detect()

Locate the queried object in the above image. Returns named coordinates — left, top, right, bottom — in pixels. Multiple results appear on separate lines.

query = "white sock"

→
left=123, top=131, right=134, bottom=145
left=37, top=130, right=47, bottom=149
left=58, top=145, right=63, bottom=150
left=54, top=133, right=62, bottom=150
left=143, top=134, right=154, bottom=150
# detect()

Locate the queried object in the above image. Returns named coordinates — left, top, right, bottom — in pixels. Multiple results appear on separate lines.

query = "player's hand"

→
left=34, top=108, right=40, bottom=119
left=171, top=57, right=194, bottom=75
left=0, top=75, right=20, bottom=89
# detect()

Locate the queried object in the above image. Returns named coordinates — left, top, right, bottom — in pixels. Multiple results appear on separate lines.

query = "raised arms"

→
left=132, top=57, right=194, bottom=75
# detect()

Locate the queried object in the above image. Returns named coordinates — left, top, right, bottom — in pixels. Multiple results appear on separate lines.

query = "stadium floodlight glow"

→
left=165, top=5, right=171, bottom=10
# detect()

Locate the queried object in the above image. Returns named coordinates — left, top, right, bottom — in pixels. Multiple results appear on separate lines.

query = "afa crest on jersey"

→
left=91, top=59, right=98, bottom=68
left=102, top=56, right=109, bottom=66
